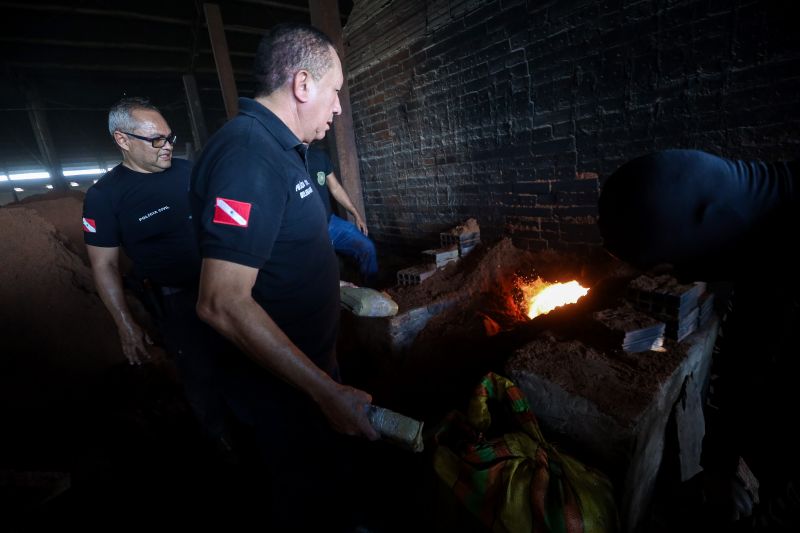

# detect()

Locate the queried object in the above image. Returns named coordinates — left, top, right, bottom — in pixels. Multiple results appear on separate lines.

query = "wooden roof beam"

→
left=204, top=3, right=239, bottom=119
left=6, top=61, right=251, bottom=76
left=309, top=0, right=365, bottom=222
left=0, top=1, right=316, bottom=34
left=0, top=37, right=256, bottom=58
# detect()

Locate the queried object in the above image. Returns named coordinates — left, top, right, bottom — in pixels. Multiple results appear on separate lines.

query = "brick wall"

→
left=343, top=0, right=800, bottom=252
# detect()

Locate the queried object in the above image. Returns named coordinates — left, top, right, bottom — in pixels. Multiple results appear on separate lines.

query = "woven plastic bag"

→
left=433, top=372, right=618, bottom=533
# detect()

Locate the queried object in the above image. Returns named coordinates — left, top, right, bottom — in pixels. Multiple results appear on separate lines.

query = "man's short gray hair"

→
left=253, top=23, right=335, bottom=97
left=108, top=97, right=160, bottom=136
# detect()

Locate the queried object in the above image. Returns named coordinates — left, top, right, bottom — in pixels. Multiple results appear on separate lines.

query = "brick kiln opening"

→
left=517, top=277, right=590, bottom=319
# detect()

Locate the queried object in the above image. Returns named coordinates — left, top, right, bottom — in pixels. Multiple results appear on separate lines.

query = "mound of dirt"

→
left=0, top=201, right=126, bottom=410
left=7, top=190, right=89, bottom=265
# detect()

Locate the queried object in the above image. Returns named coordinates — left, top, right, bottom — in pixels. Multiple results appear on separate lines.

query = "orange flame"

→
left=521, top=278, right=589, bottom=319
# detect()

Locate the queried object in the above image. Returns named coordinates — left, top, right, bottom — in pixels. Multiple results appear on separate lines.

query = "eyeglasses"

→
left=119, top=131, right=177, bottom=148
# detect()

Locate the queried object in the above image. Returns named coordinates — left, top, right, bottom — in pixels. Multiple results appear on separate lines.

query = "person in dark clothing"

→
left=83, top=97, right=229, bottom=444
left=307, top=144, right=378, bottom=284
left=189, top=24, right=379, bottom=531
left=598, top=149, right=800, bottom=531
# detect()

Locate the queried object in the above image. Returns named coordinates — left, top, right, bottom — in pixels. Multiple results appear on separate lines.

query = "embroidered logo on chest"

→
left=295, top=178, right=314, bottom=199
left=138, top=205, right=171, bottom=222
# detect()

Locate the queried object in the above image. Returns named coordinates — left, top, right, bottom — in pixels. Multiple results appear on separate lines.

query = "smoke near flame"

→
left=520, top=278, right=589, bottom=319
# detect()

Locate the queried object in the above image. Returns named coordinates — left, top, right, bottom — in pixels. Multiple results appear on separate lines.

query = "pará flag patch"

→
left=213, top=197, right=251, bottom=227
left=82, top=217, right=97, bottom=233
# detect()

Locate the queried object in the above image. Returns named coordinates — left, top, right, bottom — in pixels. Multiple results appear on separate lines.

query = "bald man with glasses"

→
left=82, top=97, right=231, bottom=451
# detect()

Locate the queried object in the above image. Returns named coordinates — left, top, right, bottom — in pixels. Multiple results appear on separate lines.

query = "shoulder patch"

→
left=82, top=217, right=97, bottom=233
left=316, top=171, right=326, bottom=187
left=213, top=197, right=251, bottom=227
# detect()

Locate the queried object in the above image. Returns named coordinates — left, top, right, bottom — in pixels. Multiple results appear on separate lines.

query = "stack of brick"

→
left=396, top=264, right=437, bottom=286
left=396, top=219, right=481, bottom=286
left=422, top=245, right=459, bottom=268
left=627, top=275, right=708, bottom=342
left=440, top=218, right=481, bottom=257
left=440, top=230, right=480, bottom=256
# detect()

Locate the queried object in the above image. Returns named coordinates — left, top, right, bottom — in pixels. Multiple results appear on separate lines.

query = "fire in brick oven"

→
left=518, top=278, right=590, bottom=319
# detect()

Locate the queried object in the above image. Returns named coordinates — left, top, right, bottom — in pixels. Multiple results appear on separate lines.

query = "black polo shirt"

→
left=82, top=158, right=199, bottom=286
left=189, top=97, right=339, bottom=370
left=307, top=145, right=335, bottom=220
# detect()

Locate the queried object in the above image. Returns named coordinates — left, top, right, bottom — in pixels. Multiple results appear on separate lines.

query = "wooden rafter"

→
left=0, top=1, right=275, bottom=35
left=0, top=37, right=256, bottom=58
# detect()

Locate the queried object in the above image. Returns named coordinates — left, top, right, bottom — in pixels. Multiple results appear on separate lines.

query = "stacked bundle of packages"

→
left=592, top=302, right=666, bottom=352
left=627, top=275, right=708, bottom=342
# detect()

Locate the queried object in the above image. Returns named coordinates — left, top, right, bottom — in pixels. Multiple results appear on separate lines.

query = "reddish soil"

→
left=9, top=190, right=89, bottom=264
left=0, top=193, right=130, bottom=411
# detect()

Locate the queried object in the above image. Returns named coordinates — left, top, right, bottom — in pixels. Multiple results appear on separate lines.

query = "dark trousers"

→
left=157, top=289, right=232, bottom=442
left=703, top=286, right=800, bottom=529
left=222, top=358, right=356, bottom=531
left=329, top=214, right=378, bottom=282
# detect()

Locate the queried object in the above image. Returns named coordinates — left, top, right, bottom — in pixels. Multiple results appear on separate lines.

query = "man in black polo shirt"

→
left=598, top=149, right=800, bottom=529
left=83, top=97, right=228, bottom=445
left=307, top=143, right=379, bottom=285
left=190, top=23, right=379, bottom=530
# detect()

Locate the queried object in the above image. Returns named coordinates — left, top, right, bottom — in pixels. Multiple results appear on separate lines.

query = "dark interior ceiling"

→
left=0, top=0, right=353, bottom=175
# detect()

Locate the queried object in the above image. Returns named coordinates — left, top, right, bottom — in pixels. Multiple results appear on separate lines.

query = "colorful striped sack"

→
left=433, top=372, right=618, bottom=533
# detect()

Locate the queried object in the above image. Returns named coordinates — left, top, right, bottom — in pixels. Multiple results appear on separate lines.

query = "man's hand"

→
left=327, top=171, right=368, bottom=236
left=315, top=382, right=380, bottom=441
left=87, top=244, right=155, bottom=366
left=118, top=322, right=153, bottom=365
left=354, top=214, right=368, bottom=236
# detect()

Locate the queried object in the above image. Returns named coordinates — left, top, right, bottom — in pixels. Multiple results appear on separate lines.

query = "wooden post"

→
left=182, top=74, right=209, bottom=153
left=203, top=3, right=239, bottom=119
left=308, top=0, right=366, bottom=223
left=25, top=86, right=69, bottom=192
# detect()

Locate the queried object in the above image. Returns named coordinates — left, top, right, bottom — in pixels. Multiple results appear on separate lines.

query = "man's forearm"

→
left=197, top=289, right=336, bottom=402
left=197, top=257, right=379, bottom=439
left=87, top=245, right=151, bottom=364
left=337, top=193, right=360, bottom=219
left=328, top=174, right=363, bottom=220
left=92, top=264, right=139, bottom=332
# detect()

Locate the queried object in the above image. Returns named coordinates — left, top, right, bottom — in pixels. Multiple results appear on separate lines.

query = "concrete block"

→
left=440, top=231, right=481, bottom=256
left=422, top=246, right=460, bottom=268
left=396, top=264, right=437, bottom=286
left=505, top=317, right=718, bottom=532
